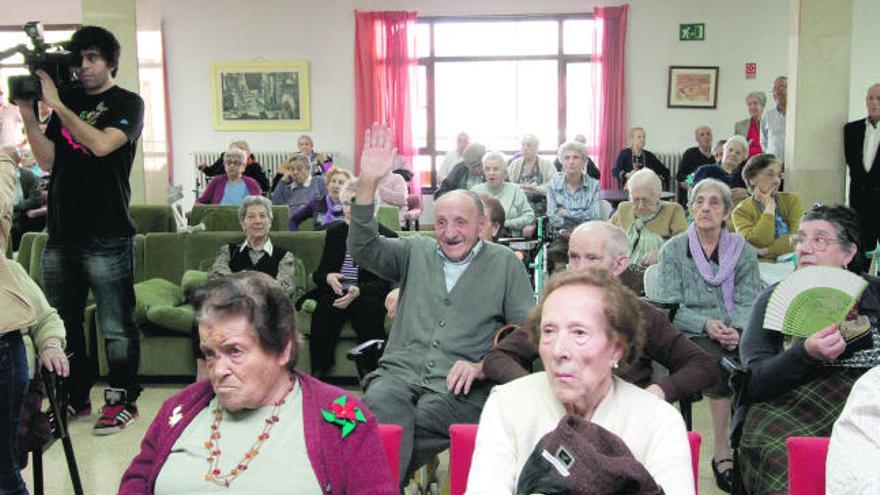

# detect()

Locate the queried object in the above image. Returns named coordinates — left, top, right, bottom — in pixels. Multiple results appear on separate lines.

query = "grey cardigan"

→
left=347, top=203, right=534, bottom=407
left=654, top=232, right=763, bottom=338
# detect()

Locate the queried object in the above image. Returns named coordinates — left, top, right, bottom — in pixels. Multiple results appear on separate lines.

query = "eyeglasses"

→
left=789, top=234, right=845, bottom=251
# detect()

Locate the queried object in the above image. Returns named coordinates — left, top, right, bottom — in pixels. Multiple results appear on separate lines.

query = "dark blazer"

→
left=611, top=148, right=670, bottom=189
left=304, top=221, right=397, bottom=307
left=13, top=167, right=41, bottom=221
left=434, top=161, right=483, bottom=199
left=844, top=119, right=880, bottom=197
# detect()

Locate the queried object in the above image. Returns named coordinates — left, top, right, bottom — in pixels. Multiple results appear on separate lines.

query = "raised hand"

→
left=359, top=122, right=398, bottom=182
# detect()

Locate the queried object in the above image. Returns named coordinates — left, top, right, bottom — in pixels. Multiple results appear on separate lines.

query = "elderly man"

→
left=483, top=221, right=719, bottom=402
left=195, top=146, right=261, bottom=205
left=350, top=124, right=533, bottom=485
left=844, top=83, right=880, bottom=254
left=2, top=145, right=42, bottom=251
left=437, top=131, right=469, bottom=182
left=677, top=126, right=716, bottom=204
left=434, top=142, right=486, bottom=198
left=761, top=76, right=787, bottom=160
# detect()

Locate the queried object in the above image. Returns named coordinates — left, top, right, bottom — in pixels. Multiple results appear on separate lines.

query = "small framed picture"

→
left=667, top=66, right=719, bottom=109
left=211, top=60, right=310, bottom=131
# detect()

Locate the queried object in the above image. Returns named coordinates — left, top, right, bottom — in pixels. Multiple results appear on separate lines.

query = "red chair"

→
left=378, top=424, right=403, bottom=485
left=687, top=431, right=701, bottom=494
left=450, top=424, right=701, bottom=495
left=787, top=436, right=830, bottom=495
left=449, top=424, right=478, bottom=495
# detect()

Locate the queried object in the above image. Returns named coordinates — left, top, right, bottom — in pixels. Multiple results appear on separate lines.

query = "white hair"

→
left=626, top=168, right=662, bottom=198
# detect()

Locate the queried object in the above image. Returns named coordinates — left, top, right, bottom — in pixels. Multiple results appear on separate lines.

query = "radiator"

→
left=191, top=150, right=297, bottom=195
left=653, top=151, right=683, bottom=186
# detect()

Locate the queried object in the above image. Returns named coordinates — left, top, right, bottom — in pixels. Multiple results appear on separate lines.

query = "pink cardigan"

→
left=195, top=175, right=261, bottom=204
left=118, top=371, right=396, bottom=494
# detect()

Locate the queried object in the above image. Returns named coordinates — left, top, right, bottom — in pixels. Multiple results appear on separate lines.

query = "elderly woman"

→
left=738, top=205, right=880, bottom=495
left=271, top=153, right=327, bottom=212
left=199, top=139, right=270, bottom=193
left=611, top=168, right=687, bottom=268
left=693, top=135, right=750, bottom=203
left=301, top=178, right=397, bottom=378
left=612, top=127, right=671, bottom=189
left=288, top=166, right=352, bottom=231
left=547, top=141, right=601, bottom=232
left=297, top=134, right=331, bottom=176
left=478, top=193, right=506, bottom=243
left=466, top=269, right=694, bottom=494
left=733, top=153, right=803, bottom=260
left=196, top=147, right=262, bottom=205
left=119, top=272, right=395, bottom=493
left=654, top=178, right=762, bottom=492
left=734, top=91, right=767, bottom=157
left=507, top=134, right=555, bottom=216
left=471, top=151, right=535, bottom=237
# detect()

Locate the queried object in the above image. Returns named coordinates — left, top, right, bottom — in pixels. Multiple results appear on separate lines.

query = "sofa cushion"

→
left=146, top=303, right=195, bottom=335
left=130, top=204, right=176, bottom=233
left=134, top=278, right=184, bottom=324
left=181, top=270, right=209, bottom=299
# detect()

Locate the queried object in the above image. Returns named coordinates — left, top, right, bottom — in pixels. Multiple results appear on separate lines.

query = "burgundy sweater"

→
left=118, top=371, right=396, bottom=494
left=482, top=299, right=720, bottom=402
left=195, top=175, right=261, bottom=205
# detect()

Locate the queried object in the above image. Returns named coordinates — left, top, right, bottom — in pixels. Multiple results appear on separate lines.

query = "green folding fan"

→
left=763, top=265, right=868, bottom=338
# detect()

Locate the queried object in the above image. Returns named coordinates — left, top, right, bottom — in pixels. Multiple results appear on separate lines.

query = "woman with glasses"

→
left=732, top=154, right=803, bottom=261
left=738, top=205, right=880, bottom=495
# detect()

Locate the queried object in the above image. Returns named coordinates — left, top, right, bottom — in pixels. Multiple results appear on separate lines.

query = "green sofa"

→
left=189, top=204, right=290, bottom=232
left=19, top=227, right=434, bottom=381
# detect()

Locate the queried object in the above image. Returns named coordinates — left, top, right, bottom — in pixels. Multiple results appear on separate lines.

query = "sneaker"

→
left=94, top=388, right=138, bottom=436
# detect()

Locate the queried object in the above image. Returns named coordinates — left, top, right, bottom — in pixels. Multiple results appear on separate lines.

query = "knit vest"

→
left=227, top=243, right=287, bottom=278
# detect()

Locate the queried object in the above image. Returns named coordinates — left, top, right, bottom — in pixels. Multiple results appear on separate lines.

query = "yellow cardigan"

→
left=610, top=201, right=688, bottom=239
left=732, top=192, right=803, bottom=260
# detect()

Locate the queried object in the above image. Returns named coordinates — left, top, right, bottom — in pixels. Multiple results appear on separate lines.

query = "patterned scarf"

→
left=687, top=224, right=746, bottom=316
left=626, top=208, right=664, bottom=268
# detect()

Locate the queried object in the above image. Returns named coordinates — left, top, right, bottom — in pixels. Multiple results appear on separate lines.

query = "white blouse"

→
left=465, top=373, right=694, bottom=495
left=827, top=366, right=880, bottom=494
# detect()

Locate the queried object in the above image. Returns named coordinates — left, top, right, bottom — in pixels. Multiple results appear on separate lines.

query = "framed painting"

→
left=667, top=66, right=719, bottom=109
left=211, top=60, right=310, bottom=131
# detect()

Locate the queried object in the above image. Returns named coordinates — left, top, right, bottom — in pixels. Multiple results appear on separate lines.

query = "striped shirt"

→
left=340, top=251, right=359, bottom=289
left=546, top=172, right=601, bottom=230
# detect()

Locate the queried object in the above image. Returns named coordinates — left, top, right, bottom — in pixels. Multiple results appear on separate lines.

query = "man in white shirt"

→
left=437, top=131, right=469, bottom=181
left=843, top=83, right=880, bottom=253
left=760, top=76, right=787, bottom=160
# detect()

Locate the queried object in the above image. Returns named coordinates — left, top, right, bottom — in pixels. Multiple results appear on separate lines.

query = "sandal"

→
left=711, top=457, right=734, bottom=493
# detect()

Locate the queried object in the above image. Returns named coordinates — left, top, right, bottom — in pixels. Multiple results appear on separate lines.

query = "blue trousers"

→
left=0, top=331, right=29, bottom=494
left=42, top=236, right=141, bottom=404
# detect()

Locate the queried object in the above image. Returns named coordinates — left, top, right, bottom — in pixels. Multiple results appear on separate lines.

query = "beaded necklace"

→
left=203, top=375, right=297, bottom=487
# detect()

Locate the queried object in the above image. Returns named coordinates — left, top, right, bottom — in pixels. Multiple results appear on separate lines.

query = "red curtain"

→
left=354, top=11, right=417, bottom=187
left=592, top=5, right=628, bottom=189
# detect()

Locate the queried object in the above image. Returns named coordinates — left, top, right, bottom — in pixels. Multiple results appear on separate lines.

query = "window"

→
left=412, top=15, right=596, bottom=191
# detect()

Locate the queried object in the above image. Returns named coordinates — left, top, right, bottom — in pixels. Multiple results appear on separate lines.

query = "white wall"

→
left=849, top=0, right=880, bottom=120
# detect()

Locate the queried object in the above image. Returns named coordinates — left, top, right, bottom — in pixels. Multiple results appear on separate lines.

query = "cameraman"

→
left=15, top=26, right=144, bottom=436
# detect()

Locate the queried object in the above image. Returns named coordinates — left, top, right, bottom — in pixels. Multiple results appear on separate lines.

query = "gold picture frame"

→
left=211, top=60, right=310, bottom=131
left=667, top=66, right=719, bottom=109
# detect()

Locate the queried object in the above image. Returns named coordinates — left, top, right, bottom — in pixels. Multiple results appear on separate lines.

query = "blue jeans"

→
left=0, top=331, right=29, bottom=494
left=42, top=236, right=141, bottom=404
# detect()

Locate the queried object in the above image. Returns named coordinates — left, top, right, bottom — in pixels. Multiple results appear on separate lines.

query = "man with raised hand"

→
left=348, top=123, right=534, bottom=485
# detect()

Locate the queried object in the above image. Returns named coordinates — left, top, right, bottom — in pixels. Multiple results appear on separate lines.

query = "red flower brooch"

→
left=321, top=395, right=367, bottom=438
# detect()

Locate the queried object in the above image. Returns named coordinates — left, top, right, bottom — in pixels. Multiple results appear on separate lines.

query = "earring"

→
left=611, top=361, right=619, bottom=370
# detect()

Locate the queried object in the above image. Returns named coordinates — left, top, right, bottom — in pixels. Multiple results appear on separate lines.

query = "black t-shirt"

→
left=677, top=146, right=716, bottom=183
left=44, top=85, right=144, bottom=244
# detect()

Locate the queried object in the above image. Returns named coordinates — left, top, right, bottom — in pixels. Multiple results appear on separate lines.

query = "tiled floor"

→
left=24, top=384, right=728, bottom=494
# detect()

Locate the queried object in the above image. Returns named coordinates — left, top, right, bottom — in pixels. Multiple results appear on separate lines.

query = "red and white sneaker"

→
left=94, top=388, right=138, bottom=436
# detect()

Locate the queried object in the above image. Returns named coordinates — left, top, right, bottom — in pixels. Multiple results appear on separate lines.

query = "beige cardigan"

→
left=0, top=152, right=36, bottom=335
left=610, top=201, right=689, bottom=239
left=465, top=373, right=694, bottom=495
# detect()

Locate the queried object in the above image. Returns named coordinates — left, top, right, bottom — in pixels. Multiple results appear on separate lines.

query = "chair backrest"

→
left=643, top=264, right=661, bottom=300
left=449, top=424, right=479, bottom=495
left=787, top=436, right=830, bottom=495
left=687, top=430, right=701, bottom=494
left=378, top=424, right=403, bottom=485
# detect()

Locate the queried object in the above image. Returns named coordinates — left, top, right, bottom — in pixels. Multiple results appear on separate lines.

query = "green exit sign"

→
left=679, top=23, right=705, bottom=41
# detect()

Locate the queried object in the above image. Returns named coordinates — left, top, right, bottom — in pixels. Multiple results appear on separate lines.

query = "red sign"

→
left=745, top=62, right=757, bottom=79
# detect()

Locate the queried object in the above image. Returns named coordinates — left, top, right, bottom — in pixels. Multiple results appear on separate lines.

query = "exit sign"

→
left=679, top=23, right=705, bottom=41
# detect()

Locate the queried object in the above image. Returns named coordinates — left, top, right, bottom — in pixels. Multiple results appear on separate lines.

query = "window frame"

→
left=414, top=13, right=594, bottom=193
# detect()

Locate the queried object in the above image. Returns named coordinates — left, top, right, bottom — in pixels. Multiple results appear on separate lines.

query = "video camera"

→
left=0, top=21, right=75, bottom=102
